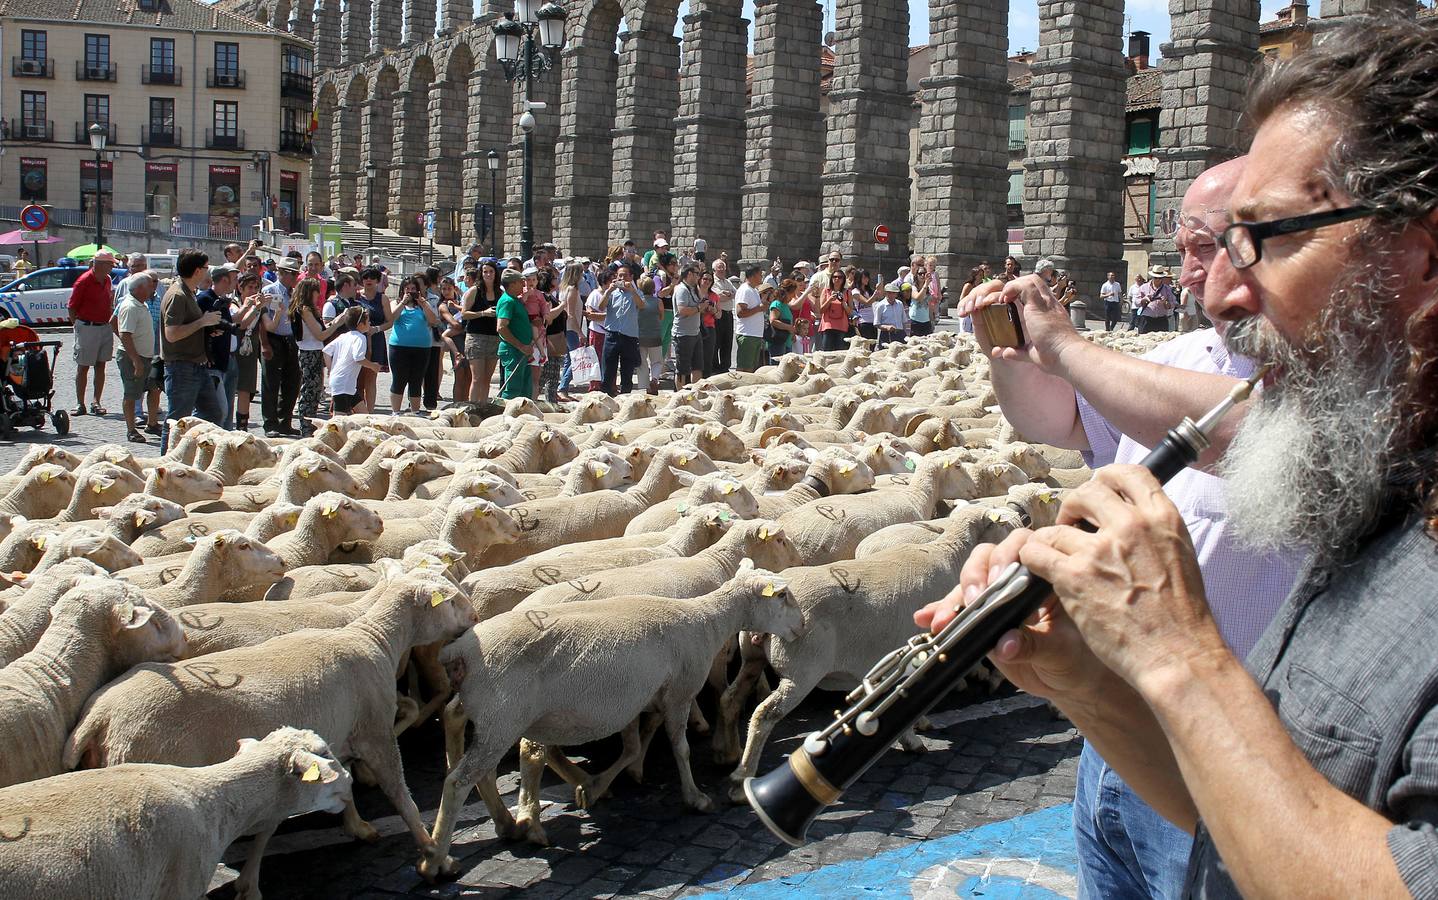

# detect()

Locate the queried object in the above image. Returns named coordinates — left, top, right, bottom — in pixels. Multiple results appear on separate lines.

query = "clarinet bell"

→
left=743, top=748, right=837, bottom=847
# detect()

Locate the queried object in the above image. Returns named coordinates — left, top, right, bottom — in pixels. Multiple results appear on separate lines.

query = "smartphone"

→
left=974, top=302, right=1025, bottom=349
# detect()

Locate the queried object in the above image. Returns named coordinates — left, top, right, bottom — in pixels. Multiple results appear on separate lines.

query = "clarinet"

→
left=744, top=367, right=1268, bottom=846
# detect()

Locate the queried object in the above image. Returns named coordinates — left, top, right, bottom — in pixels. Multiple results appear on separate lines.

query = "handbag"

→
left=237, top=331, right=255, bottom=357
left=568, top=344, right=601, bottom=384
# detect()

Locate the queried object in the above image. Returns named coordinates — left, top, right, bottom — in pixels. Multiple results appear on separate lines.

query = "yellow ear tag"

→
left=839, top=463, right=855, bottom=475
left=322, top=503, right=338, bottom=518
left=475, top=507, right=489, bottom=517
left=430, top=591, right=447, bottom=607
left=92, top=483, right=104, bottom=494
left=1038, top=491, right=1055, bottom=503
left=594, top=466, right=609, bottom=478
left=301, top=762, right=322, bottom=782
left=40, top=472, right=53, bottom=482
left=679, top=456, right=690, bottom=466
left=987, top=510, right=1003, bottom=522
left=943, top=460, right=953, bottom=469
left=758, top=526, right=771, bottom=540
left=612, top=430, right=623, bottom=439
left=442, top=555, right=454, bottom=565
left=298, top=467, right=312, bottom=479
left=722, top=483, right=737, bottom=495
left=761, top=582, right=777, bottom=597
left=31, top=536, right=45, bottom=550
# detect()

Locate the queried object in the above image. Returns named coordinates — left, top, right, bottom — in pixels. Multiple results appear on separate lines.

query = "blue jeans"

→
left=162, top=360, right=226, bottom=453
left=557, top=330, right=581, bottom=393
left=1074, top=742, right=1193, bottom=900
left=220, top=358, right=239, bottom=430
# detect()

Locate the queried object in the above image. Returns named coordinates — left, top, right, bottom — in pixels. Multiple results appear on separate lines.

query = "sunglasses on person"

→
left=1217, top=205, right=1376, bottom=270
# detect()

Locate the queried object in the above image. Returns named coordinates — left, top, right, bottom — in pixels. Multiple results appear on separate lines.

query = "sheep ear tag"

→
left=758, top=526, right=771, bottom=540
left=301, top=762, right=322, bottom=782
left=986, top=510, right=1004, bottom=523
left=92, top=482, right=105, bottom=494
left=761, top=582, right=779, bottom=597
left=321, top=502, right=339, bottom=518
left=594, top=466, right=609, bottom=478
left=430, top=591, right=447, bottom=607
left=1038, top=490, right=1055, bottom=503
left=905, top=458, right=917, bottom=472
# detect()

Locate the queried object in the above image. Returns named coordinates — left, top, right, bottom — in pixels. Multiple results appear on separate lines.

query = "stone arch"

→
left=391, top=55, right=435, bottom=235
left=372, top=0, right=403, bottom=54
left=553, top=0, right=622, bottom=256
left=272, top=0, right=292, bottom=31
left=469, top=34, right=515, bottom=253
left=609, top=0, right=681, bottom=241
left=311, top=81, right=339, bottom=218
left=342, top=0, right=372, bottom=64
left=365, top=65, right=400, bottom=232
left=429, top=42, right=474, bottom=246
left=335, top=72, right=369, bottom=220
left=287, top=0, right=315, bottom=38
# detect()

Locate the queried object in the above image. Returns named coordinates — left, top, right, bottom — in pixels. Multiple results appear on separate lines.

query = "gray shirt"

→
left=1185, top=511, right=1438, bottom=898
left=672, top=282, right=701, bottom=338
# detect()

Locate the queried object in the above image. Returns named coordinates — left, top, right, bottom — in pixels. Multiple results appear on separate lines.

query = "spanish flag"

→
left=308, top=108, right=319, bottom=134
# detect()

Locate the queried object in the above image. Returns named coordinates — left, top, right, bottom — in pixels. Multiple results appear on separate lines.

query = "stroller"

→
left=0, top=320, right=68, bottom=439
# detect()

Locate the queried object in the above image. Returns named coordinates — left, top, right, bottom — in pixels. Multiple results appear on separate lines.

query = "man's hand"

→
left=198, top=310, right=222, bottom=328
left=129, top=353, right=146, bottom=375
left=914, top=529, right=1115, bottom=704
left=961, top=274, right=1081, bottom=371
left=1017, top=465, right=1229, bottom=692
left=261, top=344, right=273, bottom=361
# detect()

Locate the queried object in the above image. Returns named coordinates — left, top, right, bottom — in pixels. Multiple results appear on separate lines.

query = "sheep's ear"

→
left=38, top=470, right=54, bottom=483
left=589, top=463, right=610, bottom=479
left=297, top=466, right=313, bottom=478
left=737, top=557, right=755, bottom=573
left=93, top=505, right=114, bottom=520
left=668, top=467, right=697, bottom=486
left=236, top=737, right=261, bottom=754
left=116, top=600, right=155, bottom=631
left=539, top=430, right=554, bottom=444
left=134, top=509, right=157, bottom=529
left=378, top=458, right=395, bottom=471
left=213, top=532, right=229, bottom=545
left=721, top=481, right=738, bottom=496
left=706, top=426, right=723, bottom=440
left=30, top=534, right=47, bottom=550
left=757, top=525, right=773, bottom=541
left=292, top=752, right=341, bottom=784
left=838, top=462, right=856, bottom=475
left=91, top=476, right=114, bottom=494
left=320, top=501, right=338, bottom=518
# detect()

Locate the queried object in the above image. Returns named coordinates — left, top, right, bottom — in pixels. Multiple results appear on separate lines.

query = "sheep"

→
left=141, top=463, right=224, bottom=506
left=74, top=444, right=146, bottom=477
left=350, top=496, right=517, bottom=563
left=854, top=503, right=1024, bottom=559
left=422, top=422, right=577, bottom=474
left=0, top=521, right=61, bottom=573
left=186, top=450, right=359, bottom=513
left=127, top=502, right=304, bottom=557
left=465, top=503, right=740, bottom=620
left=714, top=505, right=1020, bottom=791
left=633, top=422, right=747, bottom=462
left=355, top=470, right=526, bottom=520
left=261, top=539, right=474, bottom=602
left=0, top=577, right=185, bottom=787
left=422, top=569, right=804, bottom=866
left=196, top=430, right=281, bottom=485
left=90, top=494, right=187, bottom=544
left=775, top=449, right=979, bottom=564
left=0, top=446, right=80, bottom=495
left=476, top=444, right=719, bottom=568
left=972, top=482, right=1065, bottom=529
left=115, top=530, right=287, bottom=607
left=65, top=569, right=476, bottom=875
left=43, top=463, right=146, bottom=524
left=622, top=471, right=761, bottom=535
left=232, top=435, right=346, bottom=485
left=24, top=525, right=144, bottom=576
left=0, top=465, right=78, bottom=520
left=0, top=558, right=106, bottom=666
left=0, top=726, right=352, bottom=900
left=752, top=453, right=879, bottom=520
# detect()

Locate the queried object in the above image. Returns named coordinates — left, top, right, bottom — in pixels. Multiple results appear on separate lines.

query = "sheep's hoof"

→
left=515, top=816, right=550, bottom=847
left=687, top=791, right=716, bottom=813
left=416, top=851, right=458, bottom=883
left=574, top=783, right=596, bottom=809
left=494, top=815, right=526, bottom=842
left=914, top=715, right=933, bottom=733
left=348, top=820, right=381, bottom=843
left=625, top=761, right=645, bottom=784
left=725, top=778, right=748, bottom=805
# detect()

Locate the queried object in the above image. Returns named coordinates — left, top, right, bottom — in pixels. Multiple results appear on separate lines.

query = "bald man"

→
left=955, top=158, right=1305, bottom=899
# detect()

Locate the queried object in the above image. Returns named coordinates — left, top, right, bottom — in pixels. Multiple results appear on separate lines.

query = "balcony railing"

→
left=8, top=119, right=54, bottom=141
left=141, top=64, right=181, bottom=85
left=76, top=60, right=116, bottom=81
left=142, top=124, right=181, bottom=147
left=280, top=71, right=312, bottom=100
left=279, top=130, right=313, bottom=155
left=207, top=67, right=245, bottom=89
left=74, top=121, right=118, bottom=144
left=11, top=57, right=53, bottom=78
left=205, top=127, right=245, bottom=150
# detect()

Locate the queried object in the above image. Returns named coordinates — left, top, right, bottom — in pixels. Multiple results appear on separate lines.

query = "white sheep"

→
left=20, top=524, right=144, bottom=577
left=0, top=465, right=79, bottom=520
left=0, top=558, right=106, bottom=666
left=89, top=494, right=187, bottom=544
left=0, top=446, right=80, bottom=495
left=116, top=530, right=287, bottom=607
left=127, top=502, right=304, bottom=557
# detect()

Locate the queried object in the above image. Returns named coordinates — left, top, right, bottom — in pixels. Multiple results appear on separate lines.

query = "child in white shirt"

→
left=323, top=308, right=380, bottom=414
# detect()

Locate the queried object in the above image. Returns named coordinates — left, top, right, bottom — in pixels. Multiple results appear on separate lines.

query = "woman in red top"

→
left=816, top=267, right=852, bottom=352
left=794, top=283, right=817, bottom=355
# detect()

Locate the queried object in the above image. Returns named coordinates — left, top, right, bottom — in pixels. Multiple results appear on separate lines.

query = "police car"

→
left=0, top=261, right=127, bottom=325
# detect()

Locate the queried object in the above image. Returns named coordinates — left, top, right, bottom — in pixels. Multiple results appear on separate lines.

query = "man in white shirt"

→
left=114, top=272, right=161, bottom=443
left=872, top=279, right=908, bottom=347
left=711, top=258, right=736, bottom=373
left=733, top=265, right=770, bottom=372
left=1100, top=271, right=1124, bottom=331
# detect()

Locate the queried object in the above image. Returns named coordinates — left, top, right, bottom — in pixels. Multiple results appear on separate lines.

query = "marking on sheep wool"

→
left=186, top=522, right=211, bottom=538
left=0, top=817, right=31, bottom=842
left=522, top=490, right=539, bottom=501
left=889, top=474, right=911, bottom=486
left=531, top=565, right=563, bottom=586
left=829, top=566, right=862, bottom=595
left=513, top=508, right=541, bottom=532
left=323, top=567, right=361, bottom=580
left=524, top=610, right=553, bottom=631
left=179, top=611, right=224, bottom=631
left=567, top=578, right=600, bottom=595
left=243, top=491, right=263, bottom=506
left=816, top=505, right=848, bottom=523
left=158, top=566, right=182, bottom=585
left=182, top=662, right=243, bottom=689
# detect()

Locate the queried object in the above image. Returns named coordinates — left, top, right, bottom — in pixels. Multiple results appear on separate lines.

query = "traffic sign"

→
left=874, top=225, right=891, bottom=245
left=20, top=204, right=48, bottom=231
left=20, top=230, right=47, bottom=242
left=424, top=210, right=436, bottom=238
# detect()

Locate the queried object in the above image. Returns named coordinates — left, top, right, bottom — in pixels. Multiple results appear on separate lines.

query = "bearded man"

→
left=923, top=17, right=1438, bottom=897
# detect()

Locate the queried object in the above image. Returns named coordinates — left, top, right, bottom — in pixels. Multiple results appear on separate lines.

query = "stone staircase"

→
left=313, top=216, right=462, bottom=264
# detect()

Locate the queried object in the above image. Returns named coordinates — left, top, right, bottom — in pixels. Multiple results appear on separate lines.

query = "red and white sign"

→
left=19, top=204, right=48, bottom=231
left=874, top=225, right=891, bottom=245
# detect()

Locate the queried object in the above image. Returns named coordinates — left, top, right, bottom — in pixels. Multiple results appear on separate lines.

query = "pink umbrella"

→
left=0, top=229, right=62, bottom=245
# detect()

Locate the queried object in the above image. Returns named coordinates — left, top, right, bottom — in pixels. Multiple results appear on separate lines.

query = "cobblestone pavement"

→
left=13, top=330, right=1086, bottom=899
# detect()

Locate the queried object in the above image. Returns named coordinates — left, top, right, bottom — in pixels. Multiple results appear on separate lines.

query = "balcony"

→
left=205, top=128, right=245, bottom=150
left=76, top=60, right=116, bottom=82
left=207, top=67, right=245, bottom=89
left=74, top=121, right=117, bottom=144
left=279, top=71, right=312, bottom=100
left=7, top=119, right=54, bottom=141
left=279, top=130, right=313, bottom=155
left=141, top=64, right=181, bottom=85
left=12, top=56, right=53, bottom=78
left=142, top=123, right=181, bottom=147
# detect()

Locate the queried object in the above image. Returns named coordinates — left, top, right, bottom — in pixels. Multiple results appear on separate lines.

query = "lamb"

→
left=513, top=518, right=802, bottom=608
left=0, top=521, right=61, bottom=573
left=352, top=496, right=518, bottom=562
left=775, top=449, right=979, bottom=564
left=0, top=446, right=80, bottom=495
left=356, top=470, right=526, bottom=519
left=343, top=443, right=450, bottom=500
left=972, top=482, right=1065, bottom=529
left=65, top=570, right=477, bottom=875
left=0, top=558, right=106, bottom=666
left=634, top=422, right=747, bottom=462
left=752, top=453, right=878, bottom=520
left=261, top=539, right=473, bottom=602
left=115, top=530, right=287, bottom=607
left=24, top=525, right=144, bottom=576
left=509, top=449, right=634, bottom=501
left=622, top=471, right=759, bottom=535
left=0, top=577, right=185, bottom=787
left=197, top=430, right=281, bottom=485
left=232, top=436, right=347, bottom=486
left=0, top=727, right=352, bottom=900
left=476, top=444, right=719, bottom=568
left=45, top=463, right=146, bottom=523
left=127, top=502, right=304, bottom=557
left=90, top=494, right=187, bottom=544
left=854, top=503, right=1024, bottom=559
left=74, top=445, right=146, bottom=476
left=0, top=465, right=78, bottom=520
left=421, top=569, right=804, bottom=866
left=141, top=463, right=225, bottom=505
left=465, top=503, right=740, bottom=620
left=714, top=505, right=1019, bottom=794
left=187, top=450, right=359, bottom=513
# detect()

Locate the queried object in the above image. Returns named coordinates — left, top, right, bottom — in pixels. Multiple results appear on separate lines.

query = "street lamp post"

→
left=365, top=163, right=378, bottom=257
left=487, top=148, right=499, bottom=254
left=145, top=214, right=163, bottom=255
left=493, top=1, right=566, bottom=265
left=253, top=151, right=271, bottom=233
left=87, top=122, right=108, bottom=249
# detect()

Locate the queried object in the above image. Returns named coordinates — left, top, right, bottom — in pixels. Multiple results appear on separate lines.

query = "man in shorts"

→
left=66, top=251, right=117, bottom=417
left=671, top=262, right=704, bottom=388
left=114, top=271, right=162, bottom=443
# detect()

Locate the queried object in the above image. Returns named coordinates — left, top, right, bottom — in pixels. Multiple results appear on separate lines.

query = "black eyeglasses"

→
left=1218, top=205, right=1375, bottom=269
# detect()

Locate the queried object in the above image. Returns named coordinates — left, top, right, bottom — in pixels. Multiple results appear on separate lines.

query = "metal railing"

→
left=74, top=121, right=117, bottom=144
left=279, top=130, right=313, bottom=155
left=280, top=71, right=312, bottom=100
left=205, top=128, right=245, bottom=150
left=141, top=64, right=181, bottom=85
left=206, top=67, right=245, bottom=89
left=8, top=119, right=54, bottom=141
left=76, top=60, right=116, bottom=81
left=11, top=56, right=53, bottom=78
left=142, top=124, right=181, bottom=147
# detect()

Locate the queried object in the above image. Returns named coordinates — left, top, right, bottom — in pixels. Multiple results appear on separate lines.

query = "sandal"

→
left=127, top=429, right=148, bottom=444
left=71, top=405, right=87, bottom=416
left=89, top=403, right=107, bottom=416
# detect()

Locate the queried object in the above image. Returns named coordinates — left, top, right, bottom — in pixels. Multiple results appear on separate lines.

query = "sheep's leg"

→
left=625, top=710, right=664, bottom=784
left=577, top=718, right=643, bottom=809
left=726, top=676, right=809, bottom=803
left=442, top=695, right=467, bottom=771
left=351, top=728, right=440, bottom=856
left=708, top=636, right=737, bottom=692
left=513, top=739, right=550, bottom=846
left=688, top=700, right=711, bottom=735
left=393, top=694, right=421, bottom=736
left=661, top=699, right=714, bottom=812
left=232, top=824, right=276, bottom=900
left=340, top=797, right=380, bottom=842
left=421, top=744, right=514, bottom=882
left=713, top=645, right=768, bottom=765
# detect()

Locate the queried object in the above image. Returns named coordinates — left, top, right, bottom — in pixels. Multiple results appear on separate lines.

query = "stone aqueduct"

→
left=222, top=0, right=1408, bottom=294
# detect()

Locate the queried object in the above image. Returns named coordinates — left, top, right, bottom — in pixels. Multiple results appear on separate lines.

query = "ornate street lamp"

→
left=493, top=2, right=566, bottom=264
left=87, top=122, right=108, bottom=249
left=365, top=162, right=378, bottom=255
left=486, top=149, right=500, bottom=251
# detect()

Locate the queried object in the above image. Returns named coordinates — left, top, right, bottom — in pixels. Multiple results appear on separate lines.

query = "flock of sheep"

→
left=0, top=328, right=1176, bottom=898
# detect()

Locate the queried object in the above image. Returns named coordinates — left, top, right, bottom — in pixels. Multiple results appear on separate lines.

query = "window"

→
left=1008, top=171, right=1024, bottom=206
left=215, top=42, right=238, bottom=75
left=21, top=91, right=46, bottom=128
left=85, top=34, right=110, bottom=69
left=1008, top=105, right=1026, bottom=151
left=1126, top=117, right=1157, bottom=155
left=213, top=101, right=238, bottom=137
left=84, top=94, right=109, bottom=126
left=151, top=38, right=175, bottom=73
left=20, top=30, right=46, bottom=60
left=150, top=97, right=174, bottom=129
left=282, top=46, right=312, bottom=78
